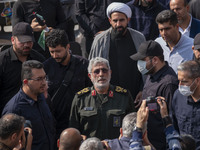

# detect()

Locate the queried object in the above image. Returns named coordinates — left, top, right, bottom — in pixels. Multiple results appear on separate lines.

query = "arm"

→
left=157, top=97, right=182, bottom=150
left=129, top=100, right=149, bottom=150
left=75, top=0, right=96, bottom=36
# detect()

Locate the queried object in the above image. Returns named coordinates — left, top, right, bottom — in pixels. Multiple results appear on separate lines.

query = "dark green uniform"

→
left=69, top=84, right=135, bottom=140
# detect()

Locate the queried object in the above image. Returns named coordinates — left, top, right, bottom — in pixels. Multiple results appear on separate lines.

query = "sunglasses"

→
left=93, top=68, right=109, bottom=74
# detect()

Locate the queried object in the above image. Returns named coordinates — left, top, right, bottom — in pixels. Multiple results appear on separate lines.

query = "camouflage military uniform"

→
left=69, top=84, right=135, bottom=140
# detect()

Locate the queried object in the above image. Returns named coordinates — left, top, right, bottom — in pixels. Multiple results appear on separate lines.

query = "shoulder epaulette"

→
left=115, top=86, right=127, bottom=94
left=77, top=87, right=90, bottom=96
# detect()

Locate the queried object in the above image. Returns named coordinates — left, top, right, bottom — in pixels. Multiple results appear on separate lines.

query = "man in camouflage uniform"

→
left=69, top=57, right=135, bottom=140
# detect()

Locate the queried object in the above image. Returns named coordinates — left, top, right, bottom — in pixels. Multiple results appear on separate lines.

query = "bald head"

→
left=59, top=128, right=82, bottom=150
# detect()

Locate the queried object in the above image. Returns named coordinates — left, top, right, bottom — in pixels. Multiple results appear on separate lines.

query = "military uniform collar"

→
left=91, top=85, right=114, bottom=98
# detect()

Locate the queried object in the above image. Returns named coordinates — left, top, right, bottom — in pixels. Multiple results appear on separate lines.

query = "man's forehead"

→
left=93, top=63, right=108, bottom=68
left=110, top=12, right=127, bottom=18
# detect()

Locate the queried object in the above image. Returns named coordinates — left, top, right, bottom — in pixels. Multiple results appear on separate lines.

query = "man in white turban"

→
left=89, top=2, right=146, bottom=105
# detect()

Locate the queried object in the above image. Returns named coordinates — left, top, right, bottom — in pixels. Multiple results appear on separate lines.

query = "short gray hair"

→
left=122, top=112, right=137, bottom=137
left=79, top=137, right=103, bottom=150
left=122, top=112, right=147, bottom=137
left=88, top=57, right=110, bottom=73
left=177, top=61, right=200, bottom=79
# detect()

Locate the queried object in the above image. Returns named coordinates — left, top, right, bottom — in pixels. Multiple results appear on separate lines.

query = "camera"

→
left=146, top=96, right=159, bottom=112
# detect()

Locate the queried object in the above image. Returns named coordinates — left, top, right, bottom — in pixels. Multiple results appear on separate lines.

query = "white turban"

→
left=106, top=2, right=132, bottom=19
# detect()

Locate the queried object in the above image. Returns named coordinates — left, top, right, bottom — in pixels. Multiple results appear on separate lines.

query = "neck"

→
left=61, top=53, right=71, bottom=66
left=154, top=61, right=165, bottom=73
left=192, top=87, right=200, bottom=102
left=179, top=14, right=191, bottom=31
left=95, top=86, right=109, bottom=94
left=168, top=32, right=181, bottom=50
left=22, top=86, right=38, bottom=101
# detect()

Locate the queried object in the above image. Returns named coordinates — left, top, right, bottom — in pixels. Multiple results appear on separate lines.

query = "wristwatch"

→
left=162, top=116, right=172, bottom=127
left=134, top=126, right=142, bottom=132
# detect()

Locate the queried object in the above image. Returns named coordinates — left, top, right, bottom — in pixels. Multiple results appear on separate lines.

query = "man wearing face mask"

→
left=131, top=40, right=178, bottom=150
left=171, top=60, right=200, bottom=150
left=89, top=2, right=146, bottom=104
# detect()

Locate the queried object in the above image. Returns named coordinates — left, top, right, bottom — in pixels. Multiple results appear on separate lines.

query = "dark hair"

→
left=21, top=60, right=43, bottom=81
left=177, top=60, right=200, bottom=79
left=156, top=10, right=178, bottom=26
left=46, top=29, right=69, bottom=48
left=0, top=114, right=25, bottom=140
left=180, top=134, right=196, bottom=150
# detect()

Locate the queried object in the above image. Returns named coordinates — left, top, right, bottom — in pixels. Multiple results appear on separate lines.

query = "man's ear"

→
left=66, top=44, right=70, bottom=50
left=192, top=45, right=195, bottom=51
left=88, top=73, right=91, bottom=80
left=23, top=79, right=28, bottom=85
left=120, top=128, right=123, bottom=137
left=11, top=132, right=17, bottom=141
left=57, top=139, right=60, bottom=148
left=11, top=36, right=15, bottom=45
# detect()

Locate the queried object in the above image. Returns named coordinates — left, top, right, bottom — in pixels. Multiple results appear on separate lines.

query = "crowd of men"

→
left=0, top=0, right=200, bottom=149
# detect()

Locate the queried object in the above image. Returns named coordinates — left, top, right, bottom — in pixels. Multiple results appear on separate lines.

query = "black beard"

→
left=112, top=26, right=126, bottom=38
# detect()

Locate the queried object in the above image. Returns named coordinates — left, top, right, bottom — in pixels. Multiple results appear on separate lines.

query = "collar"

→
left=187, top=95, right=200, bottom=104
left=120, top=136, right=131, bottom=141
left=150, top=62, right=169, bottom=81
left=19, top=89, right=44, bottom=106
left=0, top=142, right=12, bottom=150
left=172, top=33, right=185, bottom=49
left=91, top=85, right=114, bottom=98
left=179, top=14, right=192, bottom=36
left=9, top=47, right=19, bottom=61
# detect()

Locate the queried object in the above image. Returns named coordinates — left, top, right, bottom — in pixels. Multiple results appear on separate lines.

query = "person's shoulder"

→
left=114, top=85, right=128, bottom=95
left=73, top=55, right=89, bottom=66
left=94, top=28, right=111, bottom=40
left=128, top=27, right=144, bottom=36
left=30, top=49, right=46, bottom=62
left=76, top=87, right=91, bottom=97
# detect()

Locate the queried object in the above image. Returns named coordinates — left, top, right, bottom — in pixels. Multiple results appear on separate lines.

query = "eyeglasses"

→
left=92, top=68, right=108, bottom=74
left=28, top=76, right=47, bottom=82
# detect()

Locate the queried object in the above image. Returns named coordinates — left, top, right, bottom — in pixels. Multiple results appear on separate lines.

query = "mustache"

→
left=23, top=46, right=31, bottom=50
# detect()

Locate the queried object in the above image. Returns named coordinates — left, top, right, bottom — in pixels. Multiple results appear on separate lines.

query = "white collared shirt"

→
left=179, top=14, right=192, bottom=37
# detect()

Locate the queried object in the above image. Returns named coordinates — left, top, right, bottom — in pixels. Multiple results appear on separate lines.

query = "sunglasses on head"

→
left=93, top=68, right=108, bottom=74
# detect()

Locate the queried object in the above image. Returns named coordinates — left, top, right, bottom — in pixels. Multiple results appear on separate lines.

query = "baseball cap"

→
left=12, top=22, right=35, bottom=43
left=130, top=40, right=163, bottom=61
left=194, top=33, right=200, bottom=50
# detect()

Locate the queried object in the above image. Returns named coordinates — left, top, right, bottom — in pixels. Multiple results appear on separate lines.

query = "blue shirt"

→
left=107, top=136, right=131, bottom=150
left=171, top=89, right=200, bottom=150
left=2, top=89, right=55, bottom=150
left=129, top=125, right=181, bottom=150
left=155, top=34, right=193, bottom=73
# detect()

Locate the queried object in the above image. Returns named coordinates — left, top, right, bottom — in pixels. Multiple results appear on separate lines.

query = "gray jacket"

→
left=89, top=27, right=146, bottom=60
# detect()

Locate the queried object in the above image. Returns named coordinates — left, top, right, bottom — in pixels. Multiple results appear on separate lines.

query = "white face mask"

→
left=179, top=79, right=197, bottom=96
left=137, top=59, right=153, bottom=75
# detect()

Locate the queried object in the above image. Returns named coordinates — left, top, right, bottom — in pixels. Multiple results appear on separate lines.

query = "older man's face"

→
left=89, top=63, right=111, bottom=90
left=109, top=12, right=129, bottom=36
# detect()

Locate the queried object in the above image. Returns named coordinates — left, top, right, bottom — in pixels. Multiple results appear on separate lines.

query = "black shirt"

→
left=0, top=47, right=45, bottom=114
left=109, top=29, right=143, bottom=100
left=43, top=55, right=91, bottom=137
left=142, top=62, right=178, bottom=150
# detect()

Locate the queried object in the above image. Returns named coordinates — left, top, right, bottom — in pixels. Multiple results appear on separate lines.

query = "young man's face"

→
left=49, top=44, right=70, bottom=64
left=158, top=21, right=179, bottom=44
left=26, top=68, right=47, bottom=95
